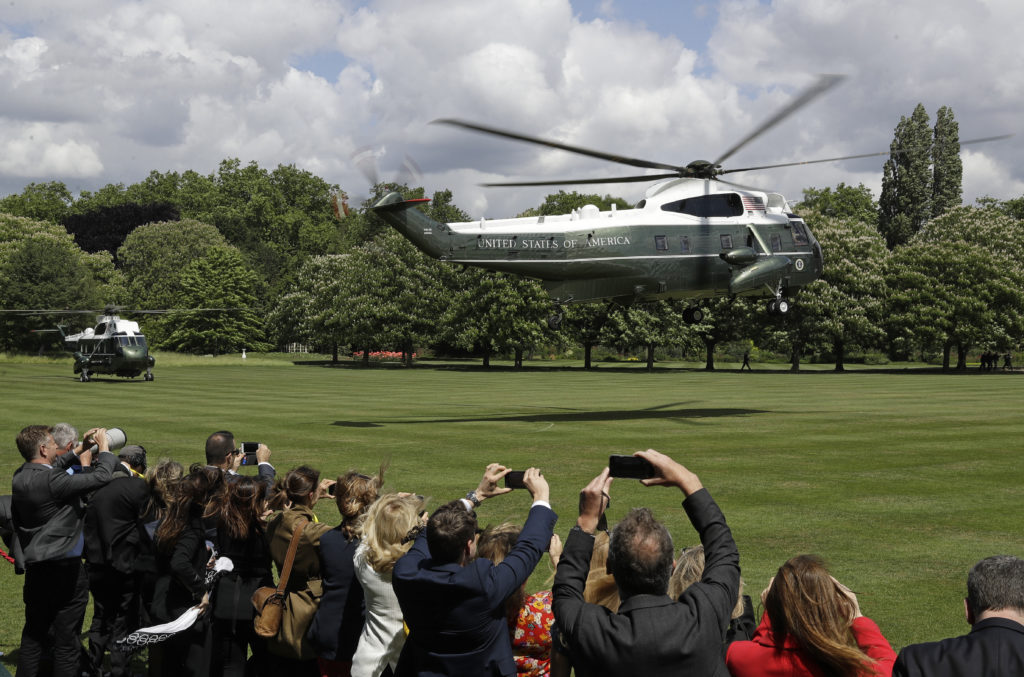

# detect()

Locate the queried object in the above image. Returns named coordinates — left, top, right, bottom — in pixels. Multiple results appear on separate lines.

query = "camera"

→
left=608, top=454, right=655, bottom=479
left=504, top=471, right=526, bottom=489
left=86, top=427, right=127, bottom=453
left=327, top=483, right=336, bottom=496
left=239, top=442, right=260, bottom=466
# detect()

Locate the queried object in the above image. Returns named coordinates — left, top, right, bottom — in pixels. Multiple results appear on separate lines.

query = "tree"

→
left=878, top=104, right=933, bottom=248
left=157, top=248, right=271, bottom=354
left=931, top=106, right=962, bottom=218
left=0, top=181, right=74, bottom=223
left=62, top=202, right=180, bottom=260
left=798, top=183, right=877, bottom=225
left=689, top=298, right=758, bottom=371
left=0, top=214, right=118, bottom=351
left=560, top=303, right=611, bottom=369
left=779, top=211, right=889, bottom=371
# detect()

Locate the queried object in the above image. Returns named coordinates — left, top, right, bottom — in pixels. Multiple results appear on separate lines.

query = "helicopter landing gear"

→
left=767, top=298, right=790, bottom=315
left=144, top=369, right=154, bottom=381
left=80, top=368, right=91, bottom=382
left=547, top=309, right=565, bottom=330
left=682, top=306, right=705, bottom=324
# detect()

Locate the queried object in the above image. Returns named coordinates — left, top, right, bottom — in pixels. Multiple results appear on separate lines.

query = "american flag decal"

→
left=741, top=196, right=765, bottom=211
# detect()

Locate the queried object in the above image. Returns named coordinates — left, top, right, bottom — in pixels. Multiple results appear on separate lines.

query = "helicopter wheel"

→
left=547, top=312, right=564, bottom=330
left=80, top=372, right=90, bottom=382
left=145, top=371, right=154, bottom=381
left=683, top=307, right=704, bottom=324
left=767, top=299, right=778, bottom=314
left=776, top=299, right=790, bottom=314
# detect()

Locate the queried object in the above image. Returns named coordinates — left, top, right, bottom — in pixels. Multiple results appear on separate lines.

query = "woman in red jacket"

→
left=726, top=555, right=895, bottom=677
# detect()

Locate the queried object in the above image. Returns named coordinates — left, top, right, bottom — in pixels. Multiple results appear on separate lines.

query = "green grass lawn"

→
left=0, top=354, right=1021, bottom=668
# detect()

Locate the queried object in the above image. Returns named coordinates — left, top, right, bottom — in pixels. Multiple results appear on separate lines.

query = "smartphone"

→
left=241, top=451, right=258, bottom=466
left=608, top=454, right=655, bottom=479
left=327, top=483, right=336, bottom=496
left=504, top=470, right=526, bottom=489
left=241, top=442, right=259, bottom=454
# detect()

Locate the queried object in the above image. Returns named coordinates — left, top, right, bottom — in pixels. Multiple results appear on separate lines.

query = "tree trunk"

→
left=482, top=352, right=490, bottom=368
left=942, top=343, right=951, bottom=370
left=646, top=343, right=655, bottom=371
left=834, top=340, right=845, bottom=372
left=362, top=346, right=370, bottom=366
left=514, top=347, right=524, bottom=369
left=584, top=343, right=593, bottom=370
left=790, top=345, right=802, bottom=371
left=704, top=339, right=716, bottom=371
left=404, top=339, right=414, bottom=367
left=331, top=342, right=338, bottom=363
left=956, top=343, right=968, bottom=370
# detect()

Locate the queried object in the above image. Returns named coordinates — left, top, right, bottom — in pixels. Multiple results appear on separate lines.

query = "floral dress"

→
left=512, top=590, right=555, bottom=677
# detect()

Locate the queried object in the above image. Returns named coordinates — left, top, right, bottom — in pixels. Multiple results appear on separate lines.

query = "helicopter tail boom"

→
left=371, top=193, right=448, bottom=259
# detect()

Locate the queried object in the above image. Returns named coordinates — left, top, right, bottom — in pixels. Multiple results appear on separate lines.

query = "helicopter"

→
left=2, top=306, right=163, bottom=381
left=372, top=75, right=1009, bottom=327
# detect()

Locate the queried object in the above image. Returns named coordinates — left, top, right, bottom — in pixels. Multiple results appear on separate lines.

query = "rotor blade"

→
left=720, top=134, right=1016, bottom=175
left=434, top=118, right=684, bottom=173
left=714, top=74, right=846, bottom=166
left=481, top=173, right=683, bottom=187
left=352, top=147, right=380, bottom=186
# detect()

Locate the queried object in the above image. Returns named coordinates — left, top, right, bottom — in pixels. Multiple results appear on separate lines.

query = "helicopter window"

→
left=654, top=235, right=668, bottom=251
left=137, top=336, right=148, bottom=349
left=679, top=236, right=691, bottom=253
left=770, top=233, right=783, bottom=252
left=118, top=337, right=131, bottom=346
left=791, top=220, right=809, bottom=245
left=662, top=194, right=744, bottom=218
left=720, top=234, right=734, bottom=249
left=94, top=323, right=107, bottom=335
left=636, top=199, right=646, bottom=209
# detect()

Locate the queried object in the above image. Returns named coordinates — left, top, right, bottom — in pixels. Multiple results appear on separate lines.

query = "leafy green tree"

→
left=270, top=255, right=350, bottom=360
left=157, top=247, right=271, bottom=354
left=783, top=212, right=889, bottom=370
left=560, top=303, right=611, bottom=369
left=798, top=183, right=877, bottom=224
left=0, top=181, right=74, bottom=223
left=931, top=106, right=962, bottom=218
left=690, top=298, right=758, bottom=370
left=0, top=214, right=118, bottom=350
left=442, top=270, right=553, bottom=368
left=879, top=104, right=933, bottom=248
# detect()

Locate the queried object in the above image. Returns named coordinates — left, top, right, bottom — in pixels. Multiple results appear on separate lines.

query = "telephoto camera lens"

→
left=88, top=427, right=127, bottom=453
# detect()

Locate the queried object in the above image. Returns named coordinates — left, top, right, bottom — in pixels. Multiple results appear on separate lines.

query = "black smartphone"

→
left=504, top=470, right=526, bottom=489
left=241, top=442, right=259, bottom=454
left=327, top=483, right=336, bottom=496
left=241, top=451, right=258, bottom=466
left=608, top=454, right=655, bottom=479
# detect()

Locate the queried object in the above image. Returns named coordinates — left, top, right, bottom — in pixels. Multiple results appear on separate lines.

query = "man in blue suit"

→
left=393, top=464, right=557, bottom=676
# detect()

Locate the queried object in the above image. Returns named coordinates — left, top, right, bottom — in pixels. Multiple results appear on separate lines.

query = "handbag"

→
left=252, top=518, right=308, bottom=638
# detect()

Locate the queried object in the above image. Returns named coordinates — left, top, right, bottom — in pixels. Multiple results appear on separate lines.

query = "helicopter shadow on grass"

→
left=332, top=401, right=771, bottom=428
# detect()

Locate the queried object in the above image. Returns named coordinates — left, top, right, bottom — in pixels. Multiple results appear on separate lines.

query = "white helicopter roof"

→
left=65, top=314, right=144, bottom=342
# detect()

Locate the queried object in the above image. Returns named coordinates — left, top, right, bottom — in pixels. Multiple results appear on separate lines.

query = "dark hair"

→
left=427, top=501, right=477, bottom=565
left=120, top=446, right=147, bottom=472
left=16, top=425, right=51, bottom=461
left=967, top=555, right=1024, bottom=616
left=764, top=555, right=872, bottom=677
left=155, top=466, right=222, bottom=553
left=268, top=465, right=320, bottom=511
left=335, top=463, right=387, bottom=539
left=205, top=430, right=235, bottom=466
left=145, top=458, right=184, bottom=523
left=206, top=476, right=267, bottom=540
left=607, top=507, right=674, bottom=597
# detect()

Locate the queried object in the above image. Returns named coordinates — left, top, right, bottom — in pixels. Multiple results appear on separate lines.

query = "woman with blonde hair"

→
left=725, top=554, right=896, bottom=677
left=668, top=544, right=755, bottom=645
left=351, top=492, right=425, bottom=677
left=309, top=466, right=387, bottom=677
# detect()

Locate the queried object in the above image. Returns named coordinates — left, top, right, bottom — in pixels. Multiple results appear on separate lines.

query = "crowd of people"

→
left=2, top=423, right=1023, bottom=677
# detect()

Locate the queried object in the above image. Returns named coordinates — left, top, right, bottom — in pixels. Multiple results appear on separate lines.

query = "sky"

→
left=2, top=0, right=1023, bottom=219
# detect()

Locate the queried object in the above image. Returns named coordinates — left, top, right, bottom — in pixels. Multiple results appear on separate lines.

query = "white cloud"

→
left=0, top=123, right=104, bottom=177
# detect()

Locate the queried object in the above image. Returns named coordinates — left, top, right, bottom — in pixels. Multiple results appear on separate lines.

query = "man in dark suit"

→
left=12, top=425, right=118, bottom=677
left=83, top=445, right=151, bottom=677
left=552, top=449, right=740, bottom=677
left=393, top=464, right=557, bottom=676
left=894, top=555, right=1024, bottom=676
left=205, top=430, right=275, bottom=488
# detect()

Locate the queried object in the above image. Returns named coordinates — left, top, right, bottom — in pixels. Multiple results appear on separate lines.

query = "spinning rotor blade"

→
left=720, top=134, right=1015, bottom=176
left=433, top=118, right=684, bottom=173
left=482, top=173, right=682, bottom=187
left=714, top=74, right=845, bottom=166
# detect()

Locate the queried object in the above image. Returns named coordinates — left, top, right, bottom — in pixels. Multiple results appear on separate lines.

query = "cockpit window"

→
left=661, top=194, right=744, bottom=217
left=790, top=220, right=809, bottom=245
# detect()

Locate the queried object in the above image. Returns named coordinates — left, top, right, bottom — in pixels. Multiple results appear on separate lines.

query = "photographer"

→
left=205, top=430, right=275, bottom=490
left=551, top=449, right=739, bottom=677
left=392, top=464, right=557, bottom=676
left=12, top=425, right=118, bottom=677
